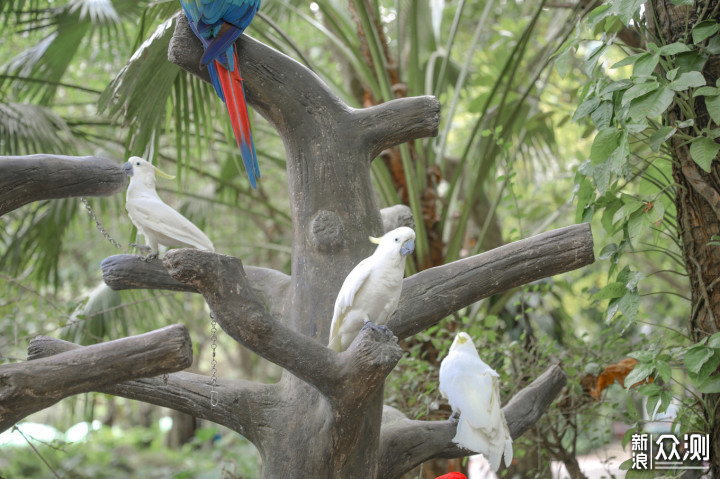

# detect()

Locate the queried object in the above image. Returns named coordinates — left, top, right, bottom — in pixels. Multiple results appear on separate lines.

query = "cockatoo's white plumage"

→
left=122, top=157, right=214, bottom=256
left=439, top=332, right=513, bottom=471
left=327, top=227, right=415, bottom=352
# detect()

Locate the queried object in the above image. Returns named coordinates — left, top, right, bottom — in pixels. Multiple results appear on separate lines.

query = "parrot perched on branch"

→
left=122, top=156, right=214, bottom=258
left=180, top=0, right=261, bottom=188
left=439, top=332, right=513, bottom=472
left=327, top=227, right=415, bottom=352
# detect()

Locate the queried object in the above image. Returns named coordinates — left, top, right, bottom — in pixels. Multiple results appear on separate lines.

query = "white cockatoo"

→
left=327, top=226, right=415, bottom=352
left=439, top=332, right=513, bottom=471
left=122, top=157, right=214, bottom=258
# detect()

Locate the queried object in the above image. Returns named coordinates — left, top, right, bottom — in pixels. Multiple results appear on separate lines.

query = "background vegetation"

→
left=0, top=0, right=710, bottom=477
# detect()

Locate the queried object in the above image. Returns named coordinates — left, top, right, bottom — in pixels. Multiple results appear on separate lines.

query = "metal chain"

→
left=80, top=197, right=123, bottom=250
left=210, top=312, right=219, bottom=407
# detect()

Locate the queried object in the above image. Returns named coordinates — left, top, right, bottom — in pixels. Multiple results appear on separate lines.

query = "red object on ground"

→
left=434, top=473, right=467, bottom=479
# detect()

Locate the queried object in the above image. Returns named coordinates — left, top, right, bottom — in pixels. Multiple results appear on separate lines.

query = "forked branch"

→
left=377, top=365, right=567, bottom=478
left=1, top=325, right=191, bottom=433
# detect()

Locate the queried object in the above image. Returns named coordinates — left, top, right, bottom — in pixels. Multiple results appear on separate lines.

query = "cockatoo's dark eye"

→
left=395, top=237, right=399, bottom=242
left=135, top=161, right=140, bottom=166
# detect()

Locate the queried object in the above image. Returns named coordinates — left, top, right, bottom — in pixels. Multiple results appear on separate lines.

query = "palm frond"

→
left=0, top=100, right=74, bottom=155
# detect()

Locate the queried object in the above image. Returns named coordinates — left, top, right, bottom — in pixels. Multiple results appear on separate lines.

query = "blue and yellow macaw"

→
left=180, top=0, right=261, bottom=188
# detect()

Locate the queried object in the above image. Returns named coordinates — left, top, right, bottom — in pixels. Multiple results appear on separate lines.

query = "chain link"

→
left=210, top=312, right=219, bottom=407
left=80, top=197, right=123, bottom=250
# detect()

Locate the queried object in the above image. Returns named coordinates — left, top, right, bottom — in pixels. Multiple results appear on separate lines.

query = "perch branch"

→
left=380, top=205, right=414, bottom=232
left=335, top=327, right=403, bottom=408
left=27, top=336, right=275, bottom=444
left=163, top=249, right=344, bottom=399
left=101, top=254, right=291, bottom=319
left=390, top=223, right=594, bottom=339
left=0, top=155, right=126, bottom=216
left=0, top=325, right=191, bottom=433
left=357, top=98, right=441, bottom=159
left=377, top=365, right=567, bottom=479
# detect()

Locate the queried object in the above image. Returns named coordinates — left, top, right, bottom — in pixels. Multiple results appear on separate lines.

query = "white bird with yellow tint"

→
left=122, top=156, right=214, bottom=259
left=439, top=332, right=513, bottom=471
left=327, top=227, right=415, bottom=352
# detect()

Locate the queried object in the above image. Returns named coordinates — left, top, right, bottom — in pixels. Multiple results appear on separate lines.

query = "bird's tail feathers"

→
left=215, top=53, right=260, bottom=188
left=201, top=25, right=241, bottom=68
left=453, top=417, right=511, bottom=472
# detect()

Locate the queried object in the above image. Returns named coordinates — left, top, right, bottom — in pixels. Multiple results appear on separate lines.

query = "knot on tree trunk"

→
left=310, top=209, right=345, bottom=253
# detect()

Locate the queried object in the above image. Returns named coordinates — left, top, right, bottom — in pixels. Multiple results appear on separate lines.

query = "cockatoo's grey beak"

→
left=121, top=161, right=134, bottom=176
left=400, top=238, right=415, bottom=256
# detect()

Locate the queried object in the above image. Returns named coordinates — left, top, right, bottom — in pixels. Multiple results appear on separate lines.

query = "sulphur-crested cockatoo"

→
left=439, top=332, right=513, bottom=471
left=327, top=226, right=415, bottom=352
left=122, top=157, right=214, bottom=258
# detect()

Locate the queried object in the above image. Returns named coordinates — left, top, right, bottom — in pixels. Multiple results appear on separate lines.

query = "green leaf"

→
left=693, top=86, right=720, bottom=97
left=592, top=282, right=627, bottom=301
left=618, top=291, right=640, bottom=321
left=573, top=96, right=601, bottom=122
left=632, top=53, right=659, bottom=77
left=669, top=71, right=706, bottom=91
left=612, top=199, right=643, bottom=224
left=707, top=35, right=720, bottom=54
left=655, top=360, right=672, bottom=382
left=628, top=349, right=654, bottom=362
left=676, top=51, right=709, bottom=74
left=685, top=345, right=714, bottom=375
left=689, top=137, right=720, bottom=172
left=598, top=243, right=619, bottom=260
left=647, top=201, right=665, bottom=224
left=706, top=94, right=720, bottom=124
left=606, top=297, right=621, bottom=322
left=624, top=361, right=653, bottom=387
left=625, top=270, right=646, bottom=291
left=591, top=101, right=614, bottom=129
left=708, top=332, right=720, bottom=349
left=591, top=128, right=622, bottom=164
left=575, top=177, right=595, bottom=223
left=622, top=81, right=659, bottom=105
left=629, top=86, right=674, bottom=121
left=611, top=52, right=647, bottom=69
left=697, top=375, right=720, bottom=393
left=610, top=0, right=644, bottom=24
left=649, top=126, right=676, bottom=151
left=659, top=42, right=693, bottom=55
left=600, top=79, right=633, bottom=98
left=693, top=20, right=719, bottom=44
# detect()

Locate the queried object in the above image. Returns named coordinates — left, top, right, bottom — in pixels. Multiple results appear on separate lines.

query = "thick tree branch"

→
left=27, top=335, right=275, bottom=444
left=0, top=325, right=191, bottom=433
left=380, top=205, right=414, bottom=232
left=390, top=224, right=594, bottom=339
left=377, top=365, right=567, bottom=479
left=336, top=327, right=403, bottom=408
left=163, top=249, right=344, bottom=398
left=0, top=155, right=126, bottom=216
left=101, top=254, right=291, bottom=319
left=357, top=97, right=441, bottom=159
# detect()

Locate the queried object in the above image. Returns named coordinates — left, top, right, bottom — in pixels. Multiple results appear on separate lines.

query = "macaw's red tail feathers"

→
left=434, top=473, right=466, bottom=479
left=214, top=55, right=260, bottom=188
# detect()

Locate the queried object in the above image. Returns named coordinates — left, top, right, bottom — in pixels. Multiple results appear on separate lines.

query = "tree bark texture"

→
left=0, top=155, right=126, bottom=216
left=649, top=1, right=720, bottom=473
left=81, top=15, right=593, bottom=477
left=1, top=324, right=191, bottom=433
